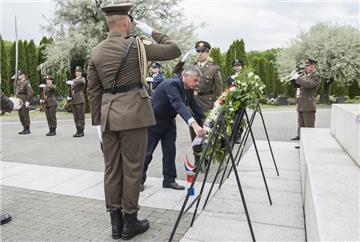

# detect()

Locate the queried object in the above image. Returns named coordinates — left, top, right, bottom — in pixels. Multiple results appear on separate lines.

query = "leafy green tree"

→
left=1, top=36, right=11, bottom=95
left=277, top=23, right=360, bottom=103
left=26, top=40, right=39, bottom=95
left=224, top=39, right=246, bottom=78
left=42, top=0, right=198, bottom=80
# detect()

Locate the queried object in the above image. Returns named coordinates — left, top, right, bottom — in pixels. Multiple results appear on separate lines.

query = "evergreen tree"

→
left=26, top=40, right=39, bottom=95
left=225, top=39, right=247, bottom=78
left=0, top=36, right=10, bottom=95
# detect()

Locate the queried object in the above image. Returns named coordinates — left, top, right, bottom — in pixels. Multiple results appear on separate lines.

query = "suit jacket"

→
left=87, top=30, right=181, bottom=132
left=173, top=60, right=223, bottom=112
left=15, top=79, right=33, bottom=103
left=45, top=84, right=58, bottom=107
left=151, top=75, right=205, bottom=123
left=295, top=71, right=321, bottom=112
left=71, top=77, right=86, bottom=105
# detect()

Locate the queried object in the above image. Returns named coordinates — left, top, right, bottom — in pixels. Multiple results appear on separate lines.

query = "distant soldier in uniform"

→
left=149, top=62, right=164, bottom=90
left=227, top=59, right=243, bottom=87
left=173, top=41, right=223, bottom=167
left=15, top=70, right=34, bottom=135
left=70, top=66, right=86, bottom=137
left=40, top=75, right=58, bottom=136
left=291, top=58, right=321, bottom=141
left=87, top=2, right=181, bottom=240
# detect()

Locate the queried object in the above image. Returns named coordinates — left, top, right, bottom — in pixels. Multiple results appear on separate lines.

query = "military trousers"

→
left=142, top=118, right=177, bottom=185
left=18, top=105, right=30, bottom=127
left=297, top=111, right=316, bottom=136
left=45, top=106, right=57, bottom=128
left=102, top=126, right=147, bottom=214
left=71, top=103, right=85, bottom=128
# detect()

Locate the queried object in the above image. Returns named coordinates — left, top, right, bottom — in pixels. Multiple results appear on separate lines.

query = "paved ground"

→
left=0, top=105, right=331, bottom=241
left=1, top=105, right=331, bottom=179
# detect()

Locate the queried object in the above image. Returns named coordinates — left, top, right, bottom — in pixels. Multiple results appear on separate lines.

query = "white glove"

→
left=39, top=84, right=46, bottom=88
left=134, top=20, right=154, bottom=36
left=290, top=72, right=300, bottom=81
left=25, top=101, right=30, bottom=108
left=95, top=125, right=102, bottom=143
left=67, top=96, right=72, bottom=101
left=9, top=97, right=23, bottom=111
left=66, top=80, right=74, bottom=85
left=146, top=77, right=154, bottom=83
left=181, top=49, right=195, bottom=62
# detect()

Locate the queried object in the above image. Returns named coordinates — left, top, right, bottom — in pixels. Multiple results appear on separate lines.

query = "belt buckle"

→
left=111, top=82, right=116, bottom=94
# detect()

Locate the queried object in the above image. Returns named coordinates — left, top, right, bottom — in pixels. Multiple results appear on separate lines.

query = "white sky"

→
left=1, top=0, right=359, bottom=51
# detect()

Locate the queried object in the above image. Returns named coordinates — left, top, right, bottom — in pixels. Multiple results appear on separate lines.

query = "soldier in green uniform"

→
left=291, top=58, right=321, bottom=141
left=15, top=70, right=34, bottom=135
left=40, top=75, right=58, bottom=136
left=70, top=66, right=86, bottom=137
left=173, top=41, right=223, bottom=167
left=87, top=2, right=181, bottom=240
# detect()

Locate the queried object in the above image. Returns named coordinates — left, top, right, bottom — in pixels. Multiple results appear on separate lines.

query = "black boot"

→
left=74, top=127, right=84, bottom=137
left=122, top=213, right=149, bottom=240
left=18, top=127, right=26, bottom=134
left=23, top=126, right=30, bottom=135
left=109, top=209, right=122, bottom=240
left=46, top=128, right=52, bottom=136
left=77, top=127, right=84, bottom=137
left=73, top=126, right=80, bottom=137
left=47, top=128, right=56, bottom=136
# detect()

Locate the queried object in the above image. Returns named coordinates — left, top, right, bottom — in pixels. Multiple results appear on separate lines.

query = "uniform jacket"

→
left=151, top=73, right=165, bottom=90
left=45, top=84, right=58, bottom=107
left=295, top=71, right=321, bottom=112
left=72, top=77, right=86, bottom=105
left=173, top=60, right=223, bottom=112
left=151, top=75, right=205, bottom=123
left=15, top=79, right=33, bottom=103
left=87, top=30, right=181, bottom=132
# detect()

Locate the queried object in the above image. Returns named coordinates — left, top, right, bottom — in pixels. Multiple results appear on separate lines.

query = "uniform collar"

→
left=107, top=32, right=126, bottom=38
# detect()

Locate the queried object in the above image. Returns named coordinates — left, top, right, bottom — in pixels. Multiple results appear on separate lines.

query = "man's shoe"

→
left=18, top=128, right=26, bottom=134
left=73, top=126, right=80, bottom=137
left=122, top=213, right=149, bottom=240
left=0, top=213, right=12, bottom=225
left=291, top=136, right=300, bottom=141
left=74, top=127, right=84, bottom=137
left=47, top=128, right=56, bottom=136
left=162, top=181, right=185, bottom=190
left=109, top=209, right=122, bottom=240
left=294, top=146, right=300, bottom=149
left=23, top=126, right=30, bottom=134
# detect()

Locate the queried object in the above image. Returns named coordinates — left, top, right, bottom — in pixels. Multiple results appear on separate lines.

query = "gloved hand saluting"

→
left=134, top=20, right=154, bottom=36
left=181, top=49, right=195, bottom=62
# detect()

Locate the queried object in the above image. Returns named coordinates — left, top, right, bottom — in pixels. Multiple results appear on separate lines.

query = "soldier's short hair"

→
left=182, top=65, right=202, bottom=78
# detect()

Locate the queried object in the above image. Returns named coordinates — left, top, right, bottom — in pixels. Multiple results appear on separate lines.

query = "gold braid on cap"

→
left=136, top=37, right=149, bottom=88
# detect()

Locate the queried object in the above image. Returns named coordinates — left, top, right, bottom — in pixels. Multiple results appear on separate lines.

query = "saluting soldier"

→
left=87, top=2, right=181, bottom=240
left=40, top=75, right=58, bottom=136
left=15, top=70, right=34, bottom=135
left=173, top=41, right=223, bottom=167
left=70, top=66, right=86, bottom=137
left=291, top=58, right=321, bottom=141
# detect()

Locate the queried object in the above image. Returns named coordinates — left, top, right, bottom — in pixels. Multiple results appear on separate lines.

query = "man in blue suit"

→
left=141, top=66, right=205, bottom=191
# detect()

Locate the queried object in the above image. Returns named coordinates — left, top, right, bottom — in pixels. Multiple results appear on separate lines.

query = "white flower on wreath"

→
left=247, top=72, right=254, bottom=78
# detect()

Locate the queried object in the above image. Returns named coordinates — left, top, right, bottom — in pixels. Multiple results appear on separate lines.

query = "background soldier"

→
left=227, top=59, right=243, bottom=87
left=69, top=66, right=86, bottom=137
left=15, top=70, right=34, bottom=135
left=173, top=40, right=223, bottom=168
left=87, top=2, right=181, bottom=240
left=40, top=75, right=58, bottom=136
left=291, top=58, right=321, bottom=141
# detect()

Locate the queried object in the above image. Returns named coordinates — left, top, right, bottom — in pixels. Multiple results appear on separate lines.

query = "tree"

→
left=277, top=23, right=360, bottom=103
left=1, top=36, right=11, bottom=95
left=42, top=0, right=199, bottom=79
left=224, top=39, right=246, bottom=78
left=26, top=40, right=39, bottom=95
left=10, top=40, right=27, bottom=77
left=209, top=47, right=225, bottom=85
